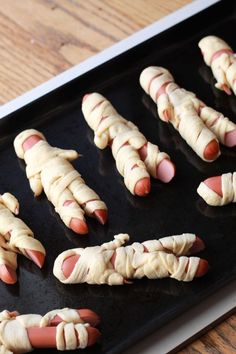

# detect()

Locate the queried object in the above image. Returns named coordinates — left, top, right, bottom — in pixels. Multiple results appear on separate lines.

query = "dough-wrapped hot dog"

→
left=0, top=308, right=100, bottom=353
left=0, top=193, right=45, bottom=284
left=198, top=36, right=236, bottom=147
left=14, top=129, right=108, bottom=235
left=140, top=66, right=236, bottom=160
left=197, top=172, right=236, bottom=206
left=53, top=233, right=208, bottom=285
left=82, top=93, right=175, bottom=196
left=199, top=36, right=236, bottom=96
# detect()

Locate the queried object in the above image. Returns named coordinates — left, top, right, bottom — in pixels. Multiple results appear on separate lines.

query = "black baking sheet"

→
left=0, top=1, right=235, bottom=353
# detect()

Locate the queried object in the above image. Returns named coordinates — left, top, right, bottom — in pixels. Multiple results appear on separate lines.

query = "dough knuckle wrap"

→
left=0, top=193, right=45, bottom=258
left=46, top=309, right=89, bottom=350
left=200, top=107, right=236, bottom=144
left=82, top=93, right=171, bottom=194
left=13, top=129, right=107, bottom=227
left=53, top=233, right=201, bottom=285
left=0, top=308, right=90, bottom=353
left=144, top=143, right=168, bottom=178
left=199, top=36, right=236, bottom=95
left=198, top=172, right=236, bottom=206
left=40, top=308, right=81, bottom=327
left=140, top=66, right=221, bottom=161
left=56, top=322, right=89, bottom=350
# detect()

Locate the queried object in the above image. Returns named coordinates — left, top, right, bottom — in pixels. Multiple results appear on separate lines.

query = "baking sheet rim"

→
left=0, top=0, right=219, bottom=119
left=1, top=0, right=234, bottom=352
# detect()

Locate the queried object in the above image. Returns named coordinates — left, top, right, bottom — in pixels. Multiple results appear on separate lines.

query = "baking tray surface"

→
left=0, top=1, right=235, bottom=353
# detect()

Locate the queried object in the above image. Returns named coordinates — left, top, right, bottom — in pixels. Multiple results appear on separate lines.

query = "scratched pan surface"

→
left=0, top=1, right=235, bottom=353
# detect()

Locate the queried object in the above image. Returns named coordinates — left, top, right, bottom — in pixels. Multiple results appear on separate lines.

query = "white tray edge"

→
left=124, top=280, right=236, bottom=354
left=0, top=0, right=219, bottom=119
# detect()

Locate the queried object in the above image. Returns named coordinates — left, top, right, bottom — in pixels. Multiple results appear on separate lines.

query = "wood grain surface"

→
left=0, top=0, right=235, bottom=353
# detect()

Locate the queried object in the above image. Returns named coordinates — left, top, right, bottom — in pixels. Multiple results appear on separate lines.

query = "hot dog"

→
left=27, top=308, right=100, bottom=349
left=140, top=66, right=236, bottom=161
left=0, top=264, right=17, bottom=284
left=49, top=308, right=100, bottom=327
left=199, top=36, right=236, bottom=96
left=0, top=193, right=46, bottom=284
left=0, top=308, right=100, bottom=352
left=138, top=143, right=175, bottom=183
left=14, top=130, right=108, bottom=235
left=197, top=172, right=236, bottom=206
left=53, top=233, right=209, bottom=285
left=27, top=326, right=100, bottom=348
left=82, top=93, right=175, bottom=196
left=62, top=239, right=208, bottom=280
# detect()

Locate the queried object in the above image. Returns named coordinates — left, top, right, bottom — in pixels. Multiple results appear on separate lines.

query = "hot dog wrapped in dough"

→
left=82, top=93, right=175, bottom=196
left=53, top=233, right=208, bottom=285
left=0, top=307, right=100, bottom=353
left=14, top=129, right=108, bottom=235
left=197, top=172, right=236, bottom=206
left=0, top=192, right=45, bottom=284
left=199, top=36, right=236, bottom=96
left=140, top=67, right=236, bottom=160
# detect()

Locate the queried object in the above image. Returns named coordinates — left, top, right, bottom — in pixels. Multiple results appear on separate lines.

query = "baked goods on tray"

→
left=199, top=35, right=236, bottom=97
left=0, top=308, right=100, bottom=352
left=0, top=192, right=45, bottom=284
left=53, top=233, right=208, bottom=285
left=197, top=172, right=236, bottom=206
left=82, top=93, right=175, bottom=196
left=14, top=129, right=108, bottom=235
left=140, top=66, right=236, bottom=160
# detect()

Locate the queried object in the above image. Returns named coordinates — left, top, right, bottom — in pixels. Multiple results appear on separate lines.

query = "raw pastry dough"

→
left=0, top=308, right=90, bottom=353
left=0, top=193, right=45, bottom=273
left=54, top=233, right=201, bottom=285
left=82, top=93, right=171, bottom=194
left=199, top=36, right=236, bottom=95
left=197, top=172, right=236, bottom=206
left=140, top=66, right=236, bottom=160
left=14, top=129, right=107, bottom=229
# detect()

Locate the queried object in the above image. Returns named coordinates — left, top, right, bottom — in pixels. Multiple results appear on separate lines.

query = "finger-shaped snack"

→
left=199, top=36, right=236, bottom=95
left=197, top=172, right=236, bottom=206
left=140, top=66, right=236, bottom=160
left=53, top=233, right=208, bottom=285
left=0, top=308, right=100, bottom=353
left=14, top=129, right=108, bottom=235
left=82, top=93, right=175, bottom=196
left=0, top=193, right=45, bottom=284
left=198, top=36, right=236, bottom=147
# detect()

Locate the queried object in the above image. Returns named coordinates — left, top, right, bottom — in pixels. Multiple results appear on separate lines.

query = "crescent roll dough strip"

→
left=0, top=193, right=45, bottom=276
left=139, top=66, right=236, bottom=160
left=82, top=93, right=173, bottom=195
left=0, top=308, right=94, bottom=353
left=197, top=172, right=236, bottom=206
left=53, top=233, right=205, bottom=285
left=14, top=129, right=107, bottom=232
left=199, top=36, right=236, bottom=95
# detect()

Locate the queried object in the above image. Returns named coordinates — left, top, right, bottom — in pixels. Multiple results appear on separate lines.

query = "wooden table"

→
left=0, top=0, right=235, bottom=352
